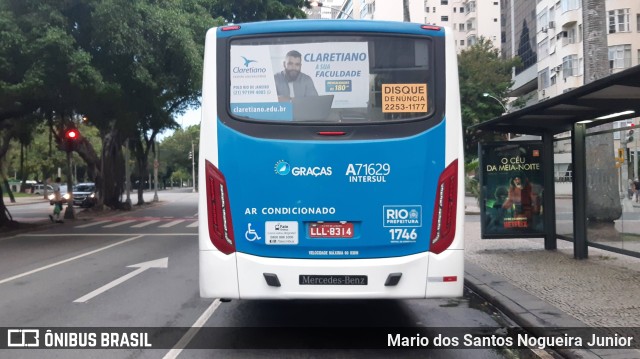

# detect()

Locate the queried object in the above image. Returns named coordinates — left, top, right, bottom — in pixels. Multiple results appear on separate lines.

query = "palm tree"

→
left=403, top=0, right=410, bottom=22
left=582, top=0, right=621, bottom=222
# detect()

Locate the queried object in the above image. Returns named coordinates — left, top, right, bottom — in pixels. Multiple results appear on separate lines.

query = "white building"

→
left=511, top=0, right=640, bottom=193
left=326, top=0, right=502, bottom=52
left=535, top=0, right=640, bottom=101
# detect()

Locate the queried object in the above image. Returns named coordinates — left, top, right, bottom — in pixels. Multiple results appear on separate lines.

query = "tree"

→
left=403, top=0, right=410, bottom=22
left=582, top=0, right=620, bottom=222
left=158, top=125, right=200, bottom=186
left=458, top=37, right=520, bottom=161
left=0, top=0, right=313, bottom=226
left=212, top=0, right=307, bottom=22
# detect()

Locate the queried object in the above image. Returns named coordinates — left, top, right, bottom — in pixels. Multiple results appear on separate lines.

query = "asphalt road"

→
left=0, top=190, right=531, bottom=358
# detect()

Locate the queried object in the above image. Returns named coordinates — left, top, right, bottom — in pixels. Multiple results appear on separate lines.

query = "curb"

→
left=464, top=262, right=638, bottom=359
left=4, top=199, right=49, bottom=207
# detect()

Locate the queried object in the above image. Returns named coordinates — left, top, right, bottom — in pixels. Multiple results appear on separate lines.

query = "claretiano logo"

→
left=274, top=160, right=333, bottom=177
left=233, top=56, right=267, bottom=74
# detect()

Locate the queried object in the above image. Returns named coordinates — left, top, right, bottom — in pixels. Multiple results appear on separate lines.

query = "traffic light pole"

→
left=64, top=150, right=76, bottom=219
left=632, top=136, right=638, bottom=181
left=622, top=140, right=629, bottom=198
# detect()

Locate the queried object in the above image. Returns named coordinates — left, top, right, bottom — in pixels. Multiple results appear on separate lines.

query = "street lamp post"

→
left=482, top=92, right=511, bottom=140
left=482, top=92, right=508, bottom=113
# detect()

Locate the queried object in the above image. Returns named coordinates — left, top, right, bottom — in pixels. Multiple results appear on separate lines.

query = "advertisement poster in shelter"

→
left=479, top=141, right=545, bottom=238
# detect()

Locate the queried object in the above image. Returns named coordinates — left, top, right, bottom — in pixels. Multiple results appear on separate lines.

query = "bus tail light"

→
left=205, top=160, right=235, bottom=254
left=221, top=25, right=241, bottom=31
left=430, top=160, right=458, bottom=254
left=421, top=25, right=442, bottom=31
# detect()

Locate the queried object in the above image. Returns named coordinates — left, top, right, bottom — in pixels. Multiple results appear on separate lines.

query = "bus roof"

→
left=216, top=19, right=445, bottom=38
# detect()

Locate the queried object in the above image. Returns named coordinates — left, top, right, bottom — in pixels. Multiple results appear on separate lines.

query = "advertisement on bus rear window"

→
left=479, top=142, right=545, bottom=238
left=229, top=42, right=370, bottom=120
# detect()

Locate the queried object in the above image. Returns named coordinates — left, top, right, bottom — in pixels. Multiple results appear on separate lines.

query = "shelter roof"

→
left=472, top=65, right=640, bottom=135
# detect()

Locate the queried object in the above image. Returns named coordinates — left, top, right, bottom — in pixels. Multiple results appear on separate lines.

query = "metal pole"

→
left=542, top=133, right=557, bottom=250
left=153, top=141, right=159, bottom=202
left=64, top=151, right=75, bottom=219
left=191, top=141, right=196, bottom=193
left=621, top=140, right=628, bottom=197
left=125, top=139, right=131, bottom=207
left=635, top=130, right=638, bottom=180
left=572, top=122, right=588, bottom=259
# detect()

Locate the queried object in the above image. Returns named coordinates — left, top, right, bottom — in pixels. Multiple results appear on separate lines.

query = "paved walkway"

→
left=3, top=195, right=49, bottom=206
left=464, top=196, right=640, bottom=358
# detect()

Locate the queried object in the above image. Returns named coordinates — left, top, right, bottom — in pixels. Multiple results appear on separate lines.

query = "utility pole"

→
left=125, top=138, right=131, bottom=207
left=191, top=141, right=196, bottom=193
left=153, top=141, right=159, bottom=202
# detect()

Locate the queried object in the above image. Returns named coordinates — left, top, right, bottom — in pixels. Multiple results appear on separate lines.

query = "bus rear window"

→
left=228, top=35, right=434, bottom=124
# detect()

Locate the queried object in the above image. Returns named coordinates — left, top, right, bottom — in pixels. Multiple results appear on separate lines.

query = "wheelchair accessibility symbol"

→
left=245, top=223, right=262, bottom=241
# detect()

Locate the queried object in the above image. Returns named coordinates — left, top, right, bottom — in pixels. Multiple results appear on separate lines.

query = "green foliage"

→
left=458, top=38, right=520, bottom=161
left=4, top=121, right=101, bottom=183
left=212, top=0, right=307, bottom=22
left=0, top=0, right=324, bottom=216
left=464, top=158, right=480, bottom=203
left=159, top=125, right=199, bottom=182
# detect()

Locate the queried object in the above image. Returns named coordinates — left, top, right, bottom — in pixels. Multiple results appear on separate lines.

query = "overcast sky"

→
left=158, top=107, right=201, bottom=140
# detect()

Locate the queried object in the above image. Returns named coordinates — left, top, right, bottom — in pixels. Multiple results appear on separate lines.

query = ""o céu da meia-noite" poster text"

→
left=479, top=142, right=545, bottom=238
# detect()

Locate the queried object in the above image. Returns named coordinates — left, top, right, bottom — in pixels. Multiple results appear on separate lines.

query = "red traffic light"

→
left=65, top=128, right=79, bottom=140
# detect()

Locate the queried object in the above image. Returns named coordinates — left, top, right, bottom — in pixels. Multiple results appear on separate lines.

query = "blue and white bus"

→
left=199, top=20, right=464, bottom=299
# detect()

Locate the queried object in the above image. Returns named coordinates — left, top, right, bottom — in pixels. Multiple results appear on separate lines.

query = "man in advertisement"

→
left=274, top=50, right=318, bottom=101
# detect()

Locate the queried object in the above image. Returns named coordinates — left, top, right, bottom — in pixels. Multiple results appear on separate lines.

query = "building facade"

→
left=320, top=1, right=502, bottom=53
left=535, top=0, right=640, bottom=100
left=527, top=0, right=640, bottom=190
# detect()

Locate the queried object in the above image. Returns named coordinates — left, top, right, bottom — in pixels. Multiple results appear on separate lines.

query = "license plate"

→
left=299, top=275, right=368, bottom=285
left=309, top=222, right=354, bottom=238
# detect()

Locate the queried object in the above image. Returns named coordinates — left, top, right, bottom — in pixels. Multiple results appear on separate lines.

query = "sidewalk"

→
left=464, top=196, right=640, bottom=358
left=3, top=195, right=49, bottom=206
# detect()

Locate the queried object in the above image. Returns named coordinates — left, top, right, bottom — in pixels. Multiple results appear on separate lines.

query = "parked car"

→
left=48, top=185, right=69, bottom=205
left=72, top=183, right=97, bottom=208
left=33, top=184, right=53, bottom=195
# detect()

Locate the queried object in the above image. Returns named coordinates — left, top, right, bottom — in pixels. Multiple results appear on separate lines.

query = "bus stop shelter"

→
left=472, top=65, right=640, bottom=259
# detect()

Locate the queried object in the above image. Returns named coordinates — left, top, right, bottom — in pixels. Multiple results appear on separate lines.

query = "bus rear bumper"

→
left=199, top=250, right=463, bottom=299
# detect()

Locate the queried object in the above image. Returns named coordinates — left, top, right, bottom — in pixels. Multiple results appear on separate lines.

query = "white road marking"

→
left=0, top=235, right=143, bottom=285
left=103, top=219, right=137, bottom=228
left=186, top=221, right=199, bottom=228
left=159, top=220, right=186, bottom=228
left=75, top=220, right=113, bottom=228
left=163, top=299, right=222, bottom=359
left=74, top=257, right=168, bottom=303
left=131, top=220, right=161, bottom=228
